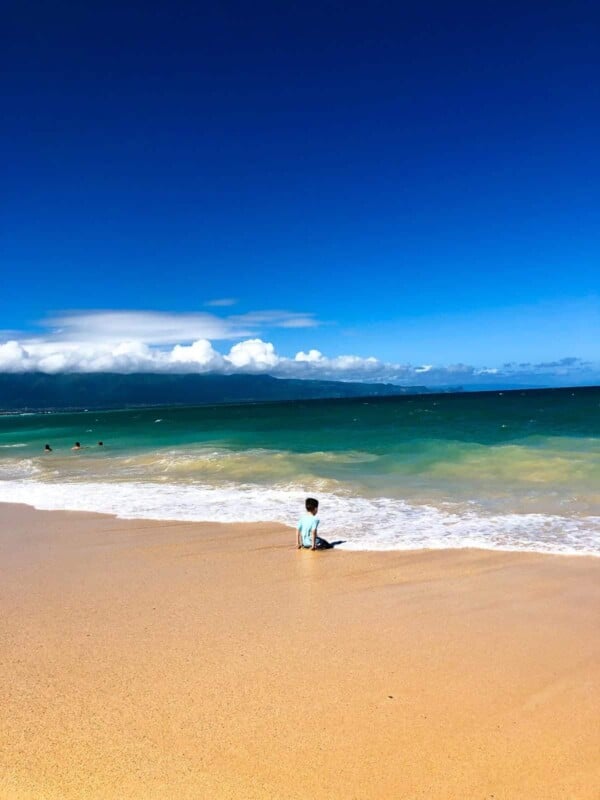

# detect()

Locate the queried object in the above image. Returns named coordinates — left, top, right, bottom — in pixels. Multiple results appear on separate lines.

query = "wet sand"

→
left=1, top=502, right=599, bottom=799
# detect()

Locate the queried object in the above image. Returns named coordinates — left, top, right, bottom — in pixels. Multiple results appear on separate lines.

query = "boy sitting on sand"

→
left=297, top=497, right=333, bottom=550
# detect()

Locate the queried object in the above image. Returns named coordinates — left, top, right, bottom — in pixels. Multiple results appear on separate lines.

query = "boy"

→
left=297, top=497, right=333, bottom=550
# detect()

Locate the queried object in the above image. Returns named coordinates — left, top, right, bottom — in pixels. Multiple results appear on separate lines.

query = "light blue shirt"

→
left=297, top=513, right=319, bottom=547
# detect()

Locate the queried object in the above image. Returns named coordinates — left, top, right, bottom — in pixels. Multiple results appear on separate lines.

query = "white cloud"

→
left=1, top=309, right=598, bottom=386
left=1, top=340, right=159, bottom=374
left=0, top=341, right=31, bottom=372
left=226, top=339, right=279, bottom=370
left=169, top=339, right=223, bottom=370
left=294, top=349, right=324, bottom=363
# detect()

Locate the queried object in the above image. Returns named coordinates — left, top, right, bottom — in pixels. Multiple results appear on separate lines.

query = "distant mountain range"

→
left=0, top=372, right=448, bottom=411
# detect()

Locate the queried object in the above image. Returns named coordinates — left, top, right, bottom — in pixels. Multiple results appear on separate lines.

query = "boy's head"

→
left=305, top=497, right=319, bottom=514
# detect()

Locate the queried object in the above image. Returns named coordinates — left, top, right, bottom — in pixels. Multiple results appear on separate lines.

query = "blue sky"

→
left=1, top=1, right=599, bottom=385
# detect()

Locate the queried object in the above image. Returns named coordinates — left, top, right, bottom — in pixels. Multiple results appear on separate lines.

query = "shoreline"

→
left=0, top=490, right=600, bottom=558
left=4, top=495, right=600, bottom=560
left=1, top=502, right=599, bottom=799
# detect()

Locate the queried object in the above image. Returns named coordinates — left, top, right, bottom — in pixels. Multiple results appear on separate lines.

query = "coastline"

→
left=1, top=482, right=598, bottom=557
left=1, top=502, right=599, bottom=799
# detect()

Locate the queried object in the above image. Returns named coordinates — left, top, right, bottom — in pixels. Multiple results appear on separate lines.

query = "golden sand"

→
left=1, top=503, right=598, bottom=799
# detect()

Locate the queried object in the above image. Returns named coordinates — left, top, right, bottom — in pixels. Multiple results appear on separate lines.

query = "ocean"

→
left=0, top=387, right=598, bottom=556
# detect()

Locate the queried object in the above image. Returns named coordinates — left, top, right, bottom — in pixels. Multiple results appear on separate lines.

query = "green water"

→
left=1, top=387, right=599, bottom=554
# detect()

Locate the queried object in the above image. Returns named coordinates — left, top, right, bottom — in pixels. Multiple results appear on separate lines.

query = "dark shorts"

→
left=304, top=536, right=333, bottom=550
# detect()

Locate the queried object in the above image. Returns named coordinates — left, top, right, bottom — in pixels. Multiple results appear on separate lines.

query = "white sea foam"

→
left=0, top=460, right=41, bottom=479
left=0, top=479, right=598, bottom=557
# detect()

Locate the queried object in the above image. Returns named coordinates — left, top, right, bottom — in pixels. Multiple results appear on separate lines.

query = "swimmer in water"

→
left=72, top=442, right=82, bottom=450
left=44, top=444, right=52, bottom=452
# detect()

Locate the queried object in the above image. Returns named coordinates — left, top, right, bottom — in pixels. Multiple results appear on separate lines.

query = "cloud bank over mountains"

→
left=0, top=310, right=596, bottom=387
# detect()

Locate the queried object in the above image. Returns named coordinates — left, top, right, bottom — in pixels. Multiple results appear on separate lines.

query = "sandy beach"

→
left=1, top=503, right=598, bottom=799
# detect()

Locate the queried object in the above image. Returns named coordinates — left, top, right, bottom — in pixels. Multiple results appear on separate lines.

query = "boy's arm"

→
left=311, top=520, right=318, bottom=550
left=297, top=526, right=302, bottom=548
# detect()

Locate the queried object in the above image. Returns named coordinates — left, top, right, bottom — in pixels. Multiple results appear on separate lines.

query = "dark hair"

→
left=75, top=442, right=80, bottom=447
left=97, top=441, right=103, bottom=446
left=305, top=497, right=319, bottom=512
left=44, top=444, right=51, bottom=450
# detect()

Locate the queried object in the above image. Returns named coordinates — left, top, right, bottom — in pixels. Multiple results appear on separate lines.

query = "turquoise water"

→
left=1, top=387, right=599, bottom=554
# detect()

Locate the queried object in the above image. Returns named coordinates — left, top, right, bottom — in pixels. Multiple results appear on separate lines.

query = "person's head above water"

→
left=305, top=497, right=319, bottom=514
left=97, top=441, right=103, bottom=446
left=72, top=442, right=81, bottom=449
left=44, top=444, right=52, bottom=452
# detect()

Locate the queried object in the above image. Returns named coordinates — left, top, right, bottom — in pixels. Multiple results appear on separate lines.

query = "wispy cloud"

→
left=227, top=310, right=319, bottom=330
left=44, top=311, right=240, bottom=344
left=41, top=308, right=318, bottom=345
left=204, top=298, right=238, bottom=307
